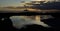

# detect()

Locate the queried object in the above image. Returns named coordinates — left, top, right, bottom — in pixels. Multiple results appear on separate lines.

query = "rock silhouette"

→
left=0, top=13, right=60, bottom=31
left=41, top=14, right=60, bottom=31
left=19, top=24, right=55, bottom=31
left=0, top=17, right=18, bottom=31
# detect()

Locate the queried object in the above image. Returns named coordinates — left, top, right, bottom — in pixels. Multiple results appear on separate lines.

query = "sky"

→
left=0, top=0, right=31, bottom=7
left=0, top=0, right=46, bottom=7
left=0, top=0, right=59, bottom=7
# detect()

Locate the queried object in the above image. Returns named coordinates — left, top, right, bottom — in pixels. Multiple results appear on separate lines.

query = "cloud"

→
left=31, top=0, right=44, bottom=1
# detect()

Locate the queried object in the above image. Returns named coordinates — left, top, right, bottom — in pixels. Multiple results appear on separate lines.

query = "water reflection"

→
left=10, top=15, right=53, bottom=29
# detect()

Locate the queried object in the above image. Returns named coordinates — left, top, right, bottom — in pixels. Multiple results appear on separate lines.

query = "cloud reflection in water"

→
left=10, top=15, right=53, bottom=29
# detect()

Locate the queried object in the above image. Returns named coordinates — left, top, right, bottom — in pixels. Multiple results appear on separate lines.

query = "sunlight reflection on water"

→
left=10, top=15, right=53, bottom=29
